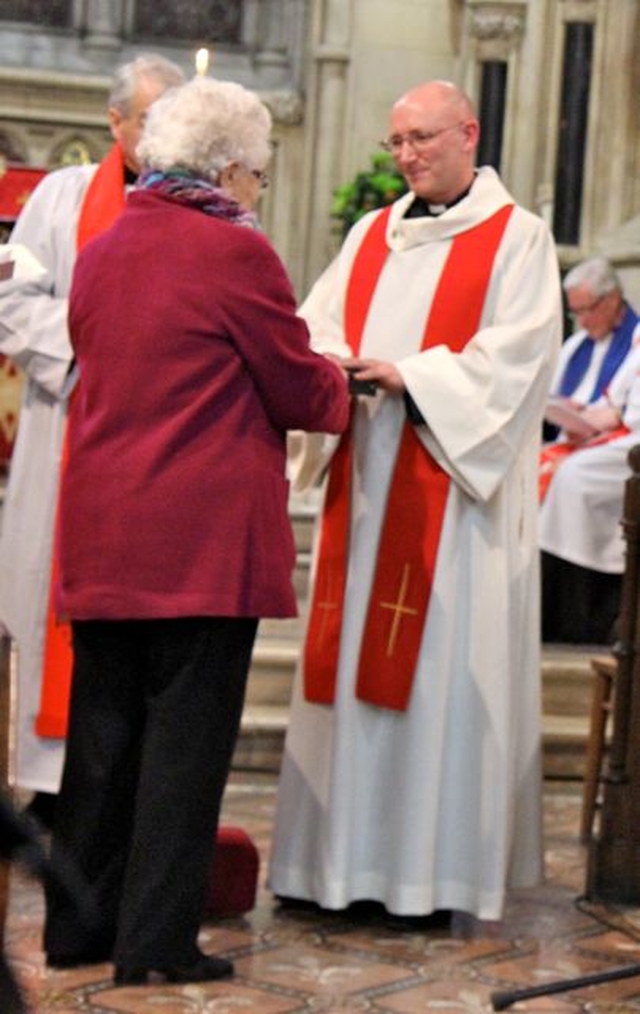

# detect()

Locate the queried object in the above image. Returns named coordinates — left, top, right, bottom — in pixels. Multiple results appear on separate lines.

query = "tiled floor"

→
left=6, top=774, right=640, bottom=1013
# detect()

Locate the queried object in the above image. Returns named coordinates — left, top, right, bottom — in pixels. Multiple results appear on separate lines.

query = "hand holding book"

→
left=544, top=396, right=620, bottom=441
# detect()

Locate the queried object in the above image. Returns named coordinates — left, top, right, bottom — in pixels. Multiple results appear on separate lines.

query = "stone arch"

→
left=49, top=134, right=100, bottom=169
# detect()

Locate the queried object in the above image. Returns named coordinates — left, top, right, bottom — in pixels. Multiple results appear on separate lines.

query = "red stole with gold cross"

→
left=36, top=144, right=127, bottom=738
left=303, top=200, right=514, bottom=711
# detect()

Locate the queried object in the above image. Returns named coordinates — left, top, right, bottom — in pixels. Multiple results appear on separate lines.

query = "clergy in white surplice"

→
left=0, top=55, right=184, bottom=801
left=540, top=343, right=640, bottom=576
left=0, top=161, right=97, bottom=797
left=269, top=81, right=563, bottom=921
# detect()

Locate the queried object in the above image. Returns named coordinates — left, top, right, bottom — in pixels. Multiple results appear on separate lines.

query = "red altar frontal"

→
left=0, top=163, right=47, bottom=470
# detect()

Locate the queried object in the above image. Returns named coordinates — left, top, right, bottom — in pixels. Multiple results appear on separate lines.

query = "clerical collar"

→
left=404, top=179, right=474, bottom=219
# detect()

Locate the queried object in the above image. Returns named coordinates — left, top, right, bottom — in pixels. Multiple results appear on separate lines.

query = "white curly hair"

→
left=136, top=76, right=272, bottom=180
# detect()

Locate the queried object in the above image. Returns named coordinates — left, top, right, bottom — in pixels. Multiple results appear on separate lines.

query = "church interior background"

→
left=2, top=1, right=640, bottom=1010
left=0, top=0, right=639, bottom=467
left=0, top=0, right=639, bottom=471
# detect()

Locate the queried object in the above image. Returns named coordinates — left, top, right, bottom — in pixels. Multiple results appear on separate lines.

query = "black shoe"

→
left=114, top=954, right=234, bottom=986
left=23, top=792, right=58, bottom=832
left=47, top=947, right=112, bottom=969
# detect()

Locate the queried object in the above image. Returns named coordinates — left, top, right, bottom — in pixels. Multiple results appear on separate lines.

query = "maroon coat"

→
left=58, top=189, right=349, bottom=620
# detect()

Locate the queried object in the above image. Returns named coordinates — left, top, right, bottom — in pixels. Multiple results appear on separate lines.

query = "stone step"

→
left=292, top=554, right=311, bottom=604
left=234, top=705, right=600, bottom=774
left=243, top=640, right=297, bottom=707
left=542, top=714, right=592, bottom=780
left=234, top=705, right=289, bottom=772
left=290, top=512, right=316, bottom=557
left=235, top=644, right=610, bottom=778
left=541, top=643, right=605, bottom=717
left=289, top=487, right=321, bottom=556
left=233, top=709, right=599, bottom=777
left=541, top=645, right=611, bottom=781
left=244, top=642, right=606, bottom=718
left=257, top=615, right=305, bottom=644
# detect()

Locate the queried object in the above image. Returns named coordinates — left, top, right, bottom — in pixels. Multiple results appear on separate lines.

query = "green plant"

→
left=331, top=152, right=407, bottom=239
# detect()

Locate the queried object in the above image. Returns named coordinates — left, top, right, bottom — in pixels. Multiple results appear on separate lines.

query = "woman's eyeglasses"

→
left=251, top=169, right=269, bottom=190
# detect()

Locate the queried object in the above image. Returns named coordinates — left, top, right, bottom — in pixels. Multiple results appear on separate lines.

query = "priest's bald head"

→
left=382, top=80, right=479, bottom=205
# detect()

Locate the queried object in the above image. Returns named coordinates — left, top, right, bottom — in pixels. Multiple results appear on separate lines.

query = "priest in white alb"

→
left=269, top=80, right=563, bottom=922
left=0, top=55, right=184, bottom=822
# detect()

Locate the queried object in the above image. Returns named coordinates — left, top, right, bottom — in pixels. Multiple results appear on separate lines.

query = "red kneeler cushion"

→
left=204, top=826, right=259, bottom=918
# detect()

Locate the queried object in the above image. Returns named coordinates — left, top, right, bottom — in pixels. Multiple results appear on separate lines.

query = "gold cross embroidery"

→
left=380, top=564, right=418, bottom=657
left=315, top=572, right=339, bottom=646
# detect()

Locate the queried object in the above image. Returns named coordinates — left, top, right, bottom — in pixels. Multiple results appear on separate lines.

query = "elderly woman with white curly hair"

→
left=43, top=76, right=349, bottom=987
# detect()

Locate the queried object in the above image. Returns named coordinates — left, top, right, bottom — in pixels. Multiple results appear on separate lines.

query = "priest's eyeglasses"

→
left=569, top=294, right=606, bottom=317
left=251, top=169, right=269, bottom=189
left=380, top=123, right=464, bottom=155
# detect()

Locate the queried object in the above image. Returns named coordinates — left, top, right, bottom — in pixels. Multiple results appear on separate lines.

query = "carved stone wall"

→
left=0, top=1, right=305, bottom=87
left=0, top=0, right=638, bottom=300
left=298, top=0, right=456, bottom=292
left=0, top=0, right=310, bottom=289
left=452, top=0, right=640, bottom=303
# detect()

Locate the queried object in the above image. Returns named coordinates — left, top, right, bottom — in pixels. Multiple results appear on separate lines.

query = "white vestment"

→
left=551, top=331, right=616, bottom=406
left=540, top=344, right=640, bottom=573
left=0, top=164, right=95, bottom=793
left=269, top=167, right=562, bottom=921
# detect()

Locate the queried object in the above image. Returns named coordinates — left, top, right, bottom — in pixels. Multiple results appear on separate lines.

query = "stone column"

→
left=580, top=0, right=640, bottom=241
left=552, top=20, right=593, bottom=245
left=300, top=0, right=352, bottom=292
left=82, top=0, right=125, bottom=49
left=461, top=1, right=526, bottom=171
left=253, top=0, right=288, bottom=72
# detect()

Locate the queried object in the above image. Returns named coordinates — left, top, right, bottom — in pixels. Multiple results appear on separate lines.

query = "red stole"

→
left=539, top=424, right=630, bottom=501
left=35, top=145, right=126, bottom=738
left=304, top=201, right=514, bottom=711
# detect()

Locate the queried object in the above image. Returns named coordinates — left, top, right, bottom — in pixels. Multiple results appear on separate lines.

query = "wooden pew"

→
left=587, top=444, right=640, bottom=902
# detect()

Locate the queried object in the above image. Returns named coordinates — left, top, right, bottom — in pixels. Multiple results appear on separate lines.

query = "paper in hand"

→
left=544, top=397, right=599, bottom=438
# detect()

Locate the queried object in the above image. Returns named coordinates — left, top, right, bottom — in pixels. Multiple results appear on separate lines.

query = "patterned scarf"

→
left=136, top=169, right=257, bottom=228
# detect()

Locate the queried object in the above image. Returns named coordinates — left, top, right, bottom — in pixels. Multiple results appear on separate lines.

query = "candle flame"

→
left=195, top=48, right=210, bottom=76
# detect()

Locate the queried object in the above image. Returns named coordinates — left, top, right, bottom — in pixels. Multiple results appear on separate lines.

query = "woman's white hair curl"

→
left=137, top=76, right=272, bottom=180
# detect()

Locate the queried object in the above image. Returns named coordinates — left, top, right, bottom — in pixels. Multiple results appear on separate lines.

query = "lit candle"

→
left=195, top=48, right=210, bottom=77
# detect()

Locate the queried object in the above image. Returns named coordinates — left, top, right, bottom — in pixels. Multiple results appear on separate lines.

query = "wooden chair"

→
left=588, top=445, right=640, bottom=902
left=580, top=654, right=616, bottom=843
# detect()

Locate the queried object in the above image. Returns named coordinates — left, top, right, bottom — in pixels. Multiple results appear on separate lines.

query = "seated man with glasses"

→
left=544, top=257, right=639, bottom=443
left=539, top=257, right=640, bottom=642
left=540, top=256, right=639, bottom=499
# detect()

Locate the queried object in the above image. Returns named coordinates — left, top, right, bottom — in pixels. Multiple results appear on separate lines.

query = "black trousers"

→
left=541, top=551, right=621, bottom=645
left=44, top=616, right=257, bottom=969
